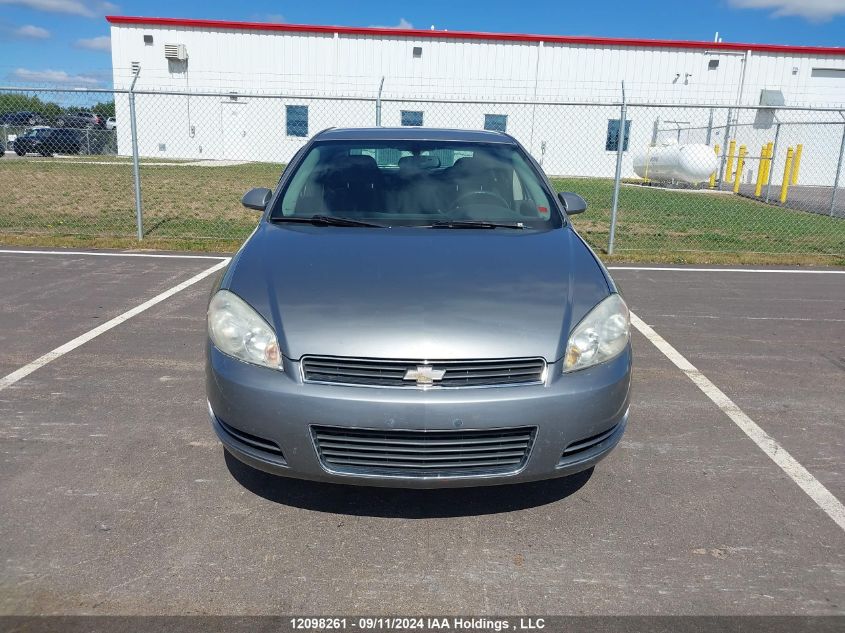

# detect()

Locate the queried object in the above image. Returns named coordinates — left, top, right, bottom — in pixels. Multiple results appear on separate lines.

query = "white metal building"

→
left=108, top=15, right=845, bottom=181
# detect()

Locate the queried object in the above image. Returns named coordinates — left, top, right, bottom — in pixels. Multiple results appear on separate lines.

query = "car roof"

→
left=313, top=127, right=516, bottom=144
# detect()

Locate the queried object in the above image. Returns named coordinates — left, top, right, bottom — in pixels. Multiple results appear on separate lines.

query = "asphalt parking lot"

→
left=0, top=248, right=843, bottom=616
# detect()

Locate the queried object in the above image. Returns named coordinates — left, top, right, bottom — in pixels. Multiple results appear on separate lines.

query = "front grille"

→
left=301, top=356, right=546, bottom=388
left=217, top=418, right=286, bottom=464
left=312, top=425, right=536, bottom=477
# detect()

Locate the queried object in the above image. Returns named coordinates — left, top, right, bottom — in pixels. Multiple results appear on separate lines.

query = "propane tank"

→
left=632, top=142, right=719, bottom=184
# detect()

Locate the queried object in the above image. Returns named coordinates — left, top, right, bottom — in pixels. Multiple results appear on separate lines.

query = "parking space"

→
left=0, top=251, right=221, bottom=376
left=1, top=250, right=843, bottom=615
left=611, top=267, right=845, bottom=501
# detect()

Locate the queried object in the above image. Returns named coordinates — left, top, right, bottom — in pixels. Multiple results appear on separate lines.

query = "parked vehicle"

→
left=105, top=117, right=117, bottom=130
left=14, top=128, right=82, bottom=156
left=53, top=110, right=104, bottom=129
left=206, top=127, right=632, bottom=488
left=1, top=111, right=44, bottom=126
left=0, top=111, right=46, bottom=126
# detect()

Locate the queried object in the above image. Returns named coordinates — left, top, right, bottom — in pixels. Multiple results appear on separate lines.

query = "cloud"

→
left=13, top=24, right=50, bottom=38
left=369, top=17, right=414, bottom=29
left=0, top=0, right=118, bottom=18
left=75, top=35, right=111, bottom=51
left=10, top=67, right=101, bottom=85
left=728, top=0, right=845, bottom=22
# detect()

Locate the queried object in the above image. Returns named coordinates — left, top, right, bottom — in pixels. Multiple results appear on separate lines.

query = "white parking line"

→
left=0, top=258, right=229, bottom=392
left=639, top=313, right=845, bottom=323
left=609, top=266, right=845, bottom=274
left=630, top=311, right=845, bottom=532
left=0, top=249, right=227, bottom=260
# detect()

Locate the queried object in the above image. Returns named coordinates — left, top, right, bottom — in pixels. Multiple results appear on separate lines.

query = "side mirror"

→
left=558, top=191, right=587, bottom=215
left=241, top=187, right=272, bottom=211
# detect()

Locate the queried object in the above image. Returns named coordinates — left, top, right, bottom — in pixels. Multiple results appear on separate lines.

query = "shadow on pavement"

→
left=224, top=450, right=593, bottom=518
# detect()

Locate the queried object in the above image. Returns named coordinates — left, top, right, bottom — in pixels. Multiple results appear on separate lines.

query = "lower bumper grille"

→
left=312, top=425, right=536, bottom=477
left=559, top=423, right=621, bottom=462
left=217, top=417, right=286, bottom=464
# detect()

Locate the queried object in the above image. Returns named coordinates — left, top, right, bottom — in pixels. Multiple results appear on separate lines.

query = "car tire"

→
left=15, top=149, right=25, bottom=156
left=56, top=119, right=65, bottom=127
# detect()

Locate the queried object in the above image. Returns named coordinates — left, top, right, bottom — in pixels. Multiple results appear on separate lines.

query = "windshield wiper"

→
left=426, top=220, right=525, bottom=230
left=270, top=214, right=385, bottom=228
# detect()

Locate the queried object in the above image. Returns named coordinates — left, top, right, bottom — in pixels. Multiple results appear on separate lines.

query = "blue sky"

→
left=1, top=0, right=844, bottom=86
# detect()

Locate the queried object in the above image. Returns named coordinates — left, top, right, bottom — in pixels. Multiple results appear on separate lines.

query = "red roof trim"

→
left=106, top=15, right=845, bottom=56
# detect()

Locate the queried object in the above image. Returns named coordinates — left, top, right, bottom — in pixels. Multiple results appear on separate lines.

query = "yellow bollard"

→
left=761, top=141, right=773, bottom=185
left=725, top=140, right=736, bottom=184
left=754, top=144, right=768, bottom=197
left=733, top=145, right=747, bottom=194
left=780, top=147, right=794, bottom=204
left=709, top=144, right=720, bottom=189
left=791, top=143, right=803, bottom=185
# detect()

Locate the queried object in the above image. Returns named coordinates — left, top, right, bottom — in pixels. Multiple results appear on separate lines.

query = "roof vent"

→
left=164, top=43, right=188, bottom=61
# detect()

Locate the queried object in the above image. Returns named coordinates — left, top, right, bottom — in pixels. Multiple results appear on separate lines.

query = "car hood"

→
left=224, top=222, right=610, bottom=361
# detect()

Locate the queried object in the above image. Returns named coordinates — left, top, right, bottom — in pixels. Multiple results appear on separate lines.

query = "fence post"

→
left=717, top=107, right=732, bottom=186
left=705, top=107, right=714, bottom=145
left=607, top=81, right=626, bottom=256
left=830, top=114, right=845, bottom=217
left=375, top=76, right=384, bottom=126
left=128, top=66, right=143, bottom=241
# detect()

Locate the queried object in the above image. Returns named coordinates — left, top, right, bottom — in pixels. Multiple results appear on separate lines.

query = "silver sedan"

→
left=206, top=127, right=631, bottom=488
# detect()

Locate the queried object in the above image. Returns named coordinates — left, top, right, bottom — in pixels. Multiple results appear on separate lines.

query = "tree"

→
left=91, top=100, right=115, bottom=118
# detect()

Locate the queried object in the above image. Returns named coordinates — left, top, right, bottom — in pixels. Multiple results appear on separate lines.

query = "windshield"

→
left=272, top=140, right=561, bottom=229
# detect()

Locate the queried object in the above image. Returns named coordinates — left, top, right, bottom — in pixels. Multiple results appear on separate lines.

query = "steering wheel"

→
left=450, top=190, right=511, bottom=210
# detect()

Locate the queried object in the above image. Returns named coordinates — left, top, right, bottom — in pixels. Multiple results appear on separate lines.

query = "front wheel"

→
left=15, top=149, right=25, bottom=156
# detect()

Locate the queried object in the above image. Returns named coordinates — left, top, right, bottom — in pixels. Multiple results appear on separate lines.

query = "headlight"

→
left=563, top=294, right=630, bottom=372
left=207, top=289, right=282, bottom=370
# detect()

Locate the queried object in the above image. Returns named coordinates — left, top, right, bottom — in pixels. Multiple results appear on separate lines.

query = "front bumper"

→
left=206, top=344, right=631, bottom=488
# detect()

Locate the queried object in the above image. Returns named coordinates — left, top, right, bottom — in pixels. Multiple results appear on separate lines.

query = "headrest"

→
left=346, top=154, right=379, bottom=171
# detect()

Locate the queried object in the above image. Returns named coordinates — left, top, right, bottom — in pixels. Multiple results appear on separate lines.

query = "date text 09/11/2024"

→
left=289, top=617, right=547, bottom=631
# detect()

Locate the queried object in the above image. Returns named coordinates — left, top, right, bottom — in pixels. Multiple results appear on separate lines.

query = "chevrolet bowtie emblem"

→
left=403, top=365, right=447, bottom=386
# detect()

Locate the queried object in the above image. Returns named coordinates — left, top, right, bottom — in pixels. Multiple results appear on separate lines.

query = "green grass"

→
left=0, top=160, right=842, bottom=264
left=553, top=177, right=845, bottom=262
left=0, top=160, right=281, bottom=243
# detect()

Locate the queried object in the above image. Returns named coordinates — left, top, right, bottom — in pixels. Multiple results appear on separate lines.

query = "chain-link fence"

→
left=1, top=85, right=843, bottom=259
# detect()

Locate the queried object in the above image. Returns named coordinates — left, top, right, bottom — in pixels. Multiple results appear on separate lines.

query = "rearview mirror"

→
left=241, top=187, right=273, bottom=211
left=558, top=191, right=587, bottom=215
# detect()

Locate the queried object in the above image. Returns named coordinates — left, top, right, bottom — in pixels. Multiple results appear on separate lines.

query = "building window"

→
left=401, top=110, right=423, bottom=127
left=143, top=34, right=153, bottom=45
left=484, top=114, right=507, bottom=133
left=412, top=46, right=422, bottom=58
left=286, top=105, right=308, bottom=137
left=811, top=68, right=845, bottom=79
left=605, top=119, right=631, bottom=152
